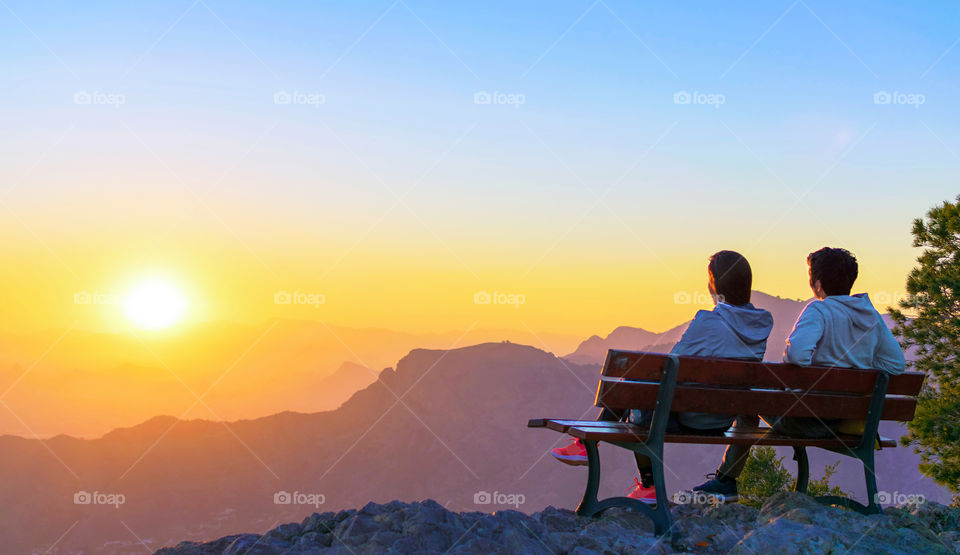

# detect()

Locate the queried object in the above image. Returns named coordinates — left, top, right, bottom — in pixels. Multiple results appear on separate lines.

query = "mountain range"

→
left=0, top=321, right=582, bottom=438
left=564, top=291, right=827, bottom=364
left=2, top=290, right=940, bottom=552
left=4, top=352, right=947, bottom=550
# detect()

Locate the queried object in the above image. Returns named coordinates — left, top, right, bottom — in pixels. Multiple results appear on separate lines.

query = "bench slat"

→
left=564, top=423, right=896, bottom=448
left=595, top=379, right=918, bottom=421
left=529, top=419, right=897, bottom=448
left=602, top=351, right=924, bottom=396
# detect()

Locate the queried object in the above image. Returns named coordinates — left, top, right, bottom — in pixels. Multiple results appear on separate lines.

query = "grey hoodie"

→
left=783, top=293, right=905, bottom=375
left=670, top=302, right=774, bottom=429
left=670, top=302, right=774, bottom=360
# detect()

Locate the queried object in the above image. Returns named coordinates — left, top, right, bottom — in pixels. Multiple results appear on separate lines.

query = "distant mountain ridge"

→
left=565, top=291, right=824, bottom=364
left=0, top=320, right=582, bottom=438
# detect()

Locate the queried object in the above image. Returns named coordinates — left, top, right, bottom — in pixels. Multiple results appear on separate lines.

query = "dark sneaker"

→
left=692, top=473, right=738, bottom=502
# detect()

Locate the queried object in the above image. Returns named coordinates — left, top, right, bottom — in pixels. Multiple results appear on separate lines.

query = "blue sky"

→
left=0, top=1, right=958, bottom=332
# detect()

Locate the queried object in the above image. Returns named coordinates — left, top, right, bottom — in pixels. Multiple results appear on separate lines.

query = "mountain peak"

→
left=564, top=291, right=811, bottom=365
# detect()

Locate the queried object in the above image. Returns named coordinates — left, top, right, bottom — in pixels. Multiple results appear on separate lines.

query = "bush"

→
left=738, top=446, right=848, bottom=508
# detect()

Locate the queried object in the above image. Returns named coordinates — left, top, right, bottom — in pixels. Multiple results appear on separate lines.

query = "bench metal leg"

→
left=575, top=440, right=674, bottom=537
left=861, top=448, right=881, bottom=514
left=574, top=355, right=678, bottom=540
left=646, top=445, right=674, bottom=538
left=576, top=440, right=602, bottom=517
left=813, top=373, right=887, bottom=516
left=792, top=446, right=809, bottom=493
left=799, top=446, right=884, bottom=515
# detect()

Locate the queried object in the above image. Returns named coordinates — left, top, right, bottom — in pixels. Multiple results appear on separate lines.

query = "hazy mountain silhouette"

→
left=291, top=361, right=379, bottom=413
left=566, top=291, right=825, bottom=364
left=0, top=321, right=581, bottom=438
left=1, top=341, right=948, bottom=553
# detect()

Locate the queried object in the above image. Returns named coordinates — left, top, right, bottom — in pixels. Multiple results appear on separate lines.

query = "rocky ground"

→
left=156, top=492, right=960, bottom=554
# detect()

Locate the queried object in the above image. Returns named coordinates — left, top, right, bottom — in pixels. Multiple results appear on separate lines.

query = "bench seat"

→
left=528, top=418, right=896, bottom=448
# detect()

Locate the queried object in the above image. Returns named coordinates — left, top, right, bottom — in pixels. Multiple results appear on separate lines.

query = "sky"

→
left=1, top=0, right=958, bottom=338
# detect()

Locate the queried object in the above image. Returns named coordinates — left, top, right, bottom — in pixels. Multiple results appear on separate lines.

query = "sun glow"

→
left=123, top=279, right=188, bottom=330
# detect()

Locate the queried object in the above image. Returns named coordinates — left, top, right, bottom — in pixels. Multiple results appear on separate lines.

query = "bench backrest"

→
left=596, top=350, right=925, bottom=422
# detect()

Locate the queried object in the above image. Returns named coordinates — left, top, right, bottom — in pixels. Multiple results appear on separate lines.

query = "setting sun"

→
left=123, top=279, right=188, bottom=330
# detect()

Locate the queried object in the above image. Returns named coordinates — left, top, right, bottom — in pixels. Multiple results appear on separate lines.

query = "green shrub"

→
left=738, top=446, right=848, bottom=508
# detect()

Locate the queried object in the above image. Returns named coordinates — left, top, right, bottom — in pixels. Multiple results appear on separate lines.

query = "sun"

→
left=123, top=279, right=188, bottom=330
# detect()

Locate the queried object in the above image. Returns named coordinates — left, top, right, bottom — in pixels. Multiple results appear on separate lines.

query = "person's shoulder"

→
left=687, top=309, right=723, bottom=331
left=798, top=299, right=826, bottom=317
left=691, top=309, right=720, bottom=322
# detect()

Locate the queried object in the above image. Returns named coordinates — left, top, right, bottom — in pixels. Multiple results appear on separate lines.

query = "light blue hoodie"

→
left=783, top=293, right=905, bottom=375
left=670, top=302, right=774, bottom=429
left=670, top=302, right=774, bottom=360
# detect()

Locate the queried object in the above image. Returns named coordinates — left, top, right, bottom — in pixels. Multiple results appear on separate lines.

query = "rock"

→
left=906, top=500, right=960, bottom=535
left=595, top=506, right=656, bottom=532
left=301, top=512, right=338, bottom=534
left=155, top=495, right=960, bottom=554
left=731, top=518, right=849, bottom=554
left=755, top=491, right=824, bottom=523
left=939, top=530, right=960, bottom=551
left=704, top=501, right=759, bottom=527
left=535, top=505, right=580, bottom=533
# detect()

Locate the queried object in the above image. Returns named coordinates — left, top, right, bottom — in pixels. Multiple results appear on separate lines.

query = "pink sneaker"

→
left=551, top=438, right=588, bottom=466
left=626, top=477, right=657, bottom=505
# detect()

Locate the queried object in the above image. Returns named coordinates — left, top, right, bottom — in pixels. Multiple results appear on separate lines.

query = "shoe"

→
left=692, top=473, right=739, bottom=502
left=551, top=438, right=588, bottom=466
left=625, top=477, right=657, bottom=505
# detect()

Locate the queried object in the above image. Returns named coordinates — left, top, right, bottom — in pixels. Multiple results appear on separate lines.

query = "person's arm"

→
left=783, top=304, right=824, bottom=366
left=874, top=317, right=906, bottom=374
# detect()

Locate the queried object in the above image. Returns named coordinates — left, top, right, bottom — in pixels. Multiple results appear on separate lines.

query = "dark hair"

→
left=807, top=247, right=858, bottom=296
left=708, top=250, right=752, bottom=306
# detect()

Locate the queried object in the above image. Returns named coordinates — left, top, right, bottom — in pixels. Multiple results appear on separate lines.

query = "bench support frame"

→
left=575, top=355, right=679, bottom=538
left=793, top=371, right=889, bottom=515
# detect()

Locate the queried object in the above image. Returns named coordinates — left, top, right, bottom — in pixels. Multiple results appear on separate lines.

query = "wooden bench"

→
left=528, top=349, right=925, bottom=537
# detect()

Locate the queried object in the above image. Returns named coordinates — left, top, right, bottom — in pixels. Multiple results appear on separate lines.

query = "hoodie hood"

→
left=713, top=302, right=774, bottom=345
left=819, top=294, right=878, bottom=332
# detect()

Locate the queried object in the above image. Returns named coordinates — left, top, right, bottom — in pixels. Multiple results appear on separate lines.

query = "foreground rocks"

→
left=157, top=492, right=959, bottom=554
